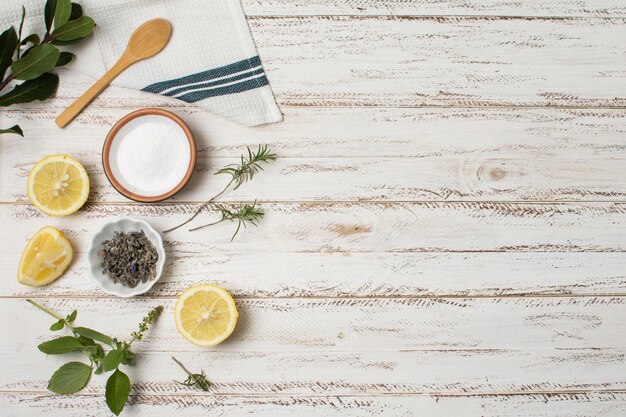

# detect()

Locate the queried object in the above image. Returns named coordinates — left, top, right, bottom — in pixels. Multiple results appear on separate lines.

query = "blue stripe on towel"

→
left=176, top=75, right=269, bottom=103
left=164, top=67, right=266, bottom=97
left=142, top=56, right=262, bottom=94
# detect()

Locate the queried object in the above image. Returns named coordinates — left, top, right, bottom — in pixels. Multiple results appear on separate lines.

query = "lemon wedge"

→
left=27, top=154, right=89, bottom=216
left=174, top=284, right=238, bottom=347
left=18, top=226, right=73, bottom=287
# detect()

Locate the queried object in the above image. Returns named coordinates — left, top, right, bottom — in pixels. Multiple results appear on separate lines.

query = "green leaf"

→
left=55, top=51, right=74, bottom=67
left=121, top=350, right=135, bottom=365
left=38, top=336, right=83, bottom=354
left=48, top=361, right=91, bottom=394
left=17, top=6, right=25, bottom=45
left=54, top=0, right=72, bottom=28
left=102, top=349, right=125, bottom=372
left=50, top=319, right=65, bottom=331
left=66, top=309, right=77, bottom=322
left=69, top=3, right=83, bottom=20
left=44, top=0, right=57, bottom=32
left=0, top=27, right=18, bottom=80
left=11, top=44, right=60, bottom=80
left=52, top=16, right=95, bottom=42
left=20, top=34, right=40, bottom=47
left=74, top=326, right=113, bottom=345
left=0, top=73, right=58, bottom=106
left=106, top=369, right=131, bottom=416
left=0, top=125, right=23, bottom=136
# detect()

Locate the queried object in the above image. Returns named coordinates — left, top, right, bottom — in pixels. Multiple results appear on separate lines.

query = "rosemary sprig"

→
left=163, top=145, right=276, bottom=234
left=189, top=201, right=264, bottom=240
left=172, top=356, right=212, bottom=391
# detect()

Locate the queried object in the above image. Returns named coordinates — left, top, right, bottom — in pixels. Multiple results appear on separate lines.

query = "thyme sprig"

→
left=189, top=201, right=264, bottom=240
left=172, top=356, right=212, bottom=391
left=164, top=145, right=276, bottom=235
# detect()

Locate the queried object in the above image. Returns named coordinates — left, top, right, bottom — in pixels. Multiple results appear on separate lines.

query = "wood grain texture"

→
left=4, top=392, right=626, bottom=417
left=241, top=0, right=626, bottom=17
left=3, top=105, right=626, bottom=203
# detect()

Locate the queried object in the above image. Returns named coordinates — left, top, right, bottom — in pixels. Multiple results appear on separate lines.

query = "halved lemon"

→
left=18, top=226, right=73, bottom=287
left=174, top=284, right=238, bottom=347
left=27, top=154, right=89, bottom=217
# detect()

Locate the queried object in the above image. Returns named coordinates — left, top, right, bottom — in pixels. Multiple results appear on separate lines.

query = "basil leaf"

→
left=52, top=16, right=95, bottom=42
left=11, top=44, right=59, bottom=80
left=56, top=51, right=74, bottom=67
left=20, top=34, right=40, bottom=47
left=44, top=0, right=57, bottom=32
left=121, top=350, right=135, bottom=365
left=0, top=73, right=59, bottom=106
left=102, top=349, right=124, bottom=372
left=48, top=361, right=91, bottom=394
left=54, top=0, right=72, bottom=28
left=106, top=369, right=131, bottom=416
left=0, top=125, right=23, bottom=136
left=69, top=3, right=83, bottom=20
left=49, top=319, right=65, bottom=331
left=66, top=309, right=77, bottom=322
left=0, top=27, right=18, bottom=80
left=38, top=336, right=83, bottom=354
left=74, top=326, right=113, bottom=345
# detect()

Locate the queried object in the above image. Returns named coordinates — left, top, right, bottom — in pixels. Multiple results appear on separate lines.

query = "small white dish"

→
left=87, top=217, right=166, bottom=298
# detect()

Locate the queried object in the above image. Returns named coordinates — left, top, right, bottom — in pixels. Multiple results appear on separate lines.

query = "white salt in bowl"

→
left=87, top=217, right=166, bottom=298
left=103, top=108, right=196, bottom=202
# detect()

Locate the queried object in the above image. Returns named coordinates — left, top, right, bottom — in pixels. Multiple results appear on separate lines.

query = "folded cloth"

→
left=0, top=0, right=283, bottom=126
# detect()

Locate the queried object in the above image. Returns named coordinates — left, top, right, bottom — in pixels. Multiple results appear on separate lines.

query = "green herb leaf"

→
left=50, top=319, right=65, bottom=331
left=48, top=361, right=91, bottom=394
left=0, top=27, right=18, bottom=80
left=0, top=125, right=23, bottom=136
left=54, top=0, right=72, bottom=28
left=38, top=336, right=84, bottom=354
left=74, top=326, right=113, bottom=345
left=52, top=16, right=95, bottom=42
left=69, top=3, right=83, bottom=20
left=20, top=34, right=41, bottom=47
left=10, top=44, right=60, bottom=80
left=66, top=309, right=77, bottom=322
left=106, top=368, right=131, bottom=416
left=55, top=51, right=74, bottom=67
left=0, top=72, right=58, bottom=106
left=102, top=349, right=125, bottom=372
left=121, top=350, right=135, bottom=365
left=44, top=0, right=57, bottom=32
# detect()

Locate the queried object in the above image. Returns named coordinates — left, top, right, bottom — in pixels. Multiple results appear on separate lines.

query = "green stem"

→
left=0, top=74, right=14, bottom=93
left=26, top=299, right=75, bottom=332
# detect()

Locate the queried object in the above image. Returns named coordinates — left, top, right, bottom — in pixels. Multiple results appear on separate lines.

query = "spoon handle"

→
left=55, top=55, right=132, bottom=128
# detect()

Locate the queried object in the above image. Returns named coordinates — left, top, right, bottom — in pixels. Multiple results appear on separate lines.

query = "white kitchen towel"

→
left=0, top=0, right=283, bottom=126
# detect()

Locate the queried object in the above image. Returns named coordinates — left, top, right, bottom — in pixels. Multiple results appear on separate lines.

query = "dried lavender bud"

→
left=99, top=230, right=158, bottom=288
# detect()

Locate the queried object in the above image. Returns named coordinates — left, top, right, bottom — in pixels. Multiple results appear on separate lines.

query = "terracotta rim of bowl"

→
left=102, top=108, right=197, bottom=203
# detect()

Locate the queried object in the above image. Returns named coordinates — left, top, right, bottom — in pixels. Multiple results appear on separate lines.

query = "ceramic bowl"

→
left=102, top=108, right=197, bottom=202
left=87, top=217, right=166, bottom=298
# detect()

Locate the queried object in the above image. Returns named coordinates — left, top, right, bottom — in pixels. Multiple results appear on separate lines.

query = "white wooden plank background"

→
left=1, top=1, right=626, bottom=416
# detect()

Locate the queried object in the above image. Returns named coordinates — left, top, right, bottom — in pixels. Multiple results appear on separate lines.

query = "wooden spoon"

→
left=55, top=18, right=172, bottom=128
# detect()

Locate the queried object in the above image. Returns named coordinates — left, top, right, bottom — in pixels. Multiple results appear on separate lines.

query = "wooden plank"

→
left=240, top=0, right=626, bottom=17
left=3, top=348, right=626, bottom=395
left=249, top=16, right=626, bottom=108
left=4, top=251, right=626, bottom=298
left=3, top=106, right=626, bottom=203
left=1, top=202, right=624, bottom=255
left=4, top=392, right=626, bottom=417
left=5, top=297, right=626, bottom=351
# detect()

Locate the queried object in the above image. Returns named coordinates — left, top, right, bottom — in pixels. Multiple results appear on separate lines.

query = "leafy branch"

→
left=164, top=145, right=276, bottom=236
left=0, top=0, right=96, bottom=136
left=172, top=356, right=212, bottom=391
left=28, top=300, right=162, bottom=416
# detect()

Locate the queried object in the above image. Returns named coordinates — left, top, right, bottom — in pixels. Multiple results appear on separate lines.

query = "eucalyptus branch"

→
left=163, top=145, right=276, bottom=234
left=172, top=356, right=212, bottom=391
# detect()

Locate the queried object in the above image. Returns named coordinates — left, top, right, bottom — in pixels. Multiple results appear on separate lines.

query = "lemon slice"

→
left=18, top=226, right=73, bottom=287
left=174, top=284, right=238, bottom=347
left=27, top=154, right=89, bottom=216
